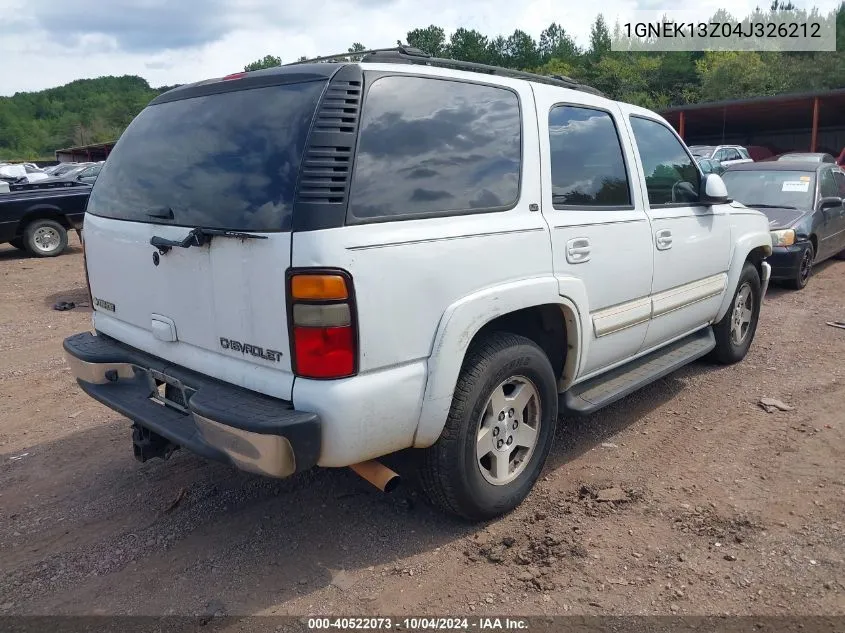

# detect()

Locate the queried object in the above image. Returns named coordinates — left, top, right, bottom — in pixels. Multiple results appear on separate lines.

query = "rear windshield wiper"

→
left=151, top=227, right=267, bottom=254
left=743, top=203, right=798, bottom=209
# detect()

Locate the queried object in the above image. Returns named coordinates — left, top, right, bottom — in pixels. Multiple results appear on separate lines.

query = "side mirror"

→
left=701, top=173, right=729, bottom=205
left=818, top=196, right=843, bottom=211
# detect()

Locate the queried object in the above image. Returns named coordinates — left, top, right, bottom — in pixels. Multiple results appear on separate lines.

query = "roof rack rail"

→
left=288, top=46, right=604, bottom=97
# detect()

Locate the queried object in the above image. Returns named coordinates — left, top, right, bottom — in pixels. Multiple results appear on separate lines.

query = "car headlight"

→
left=771, top=229, right=795, bottom=247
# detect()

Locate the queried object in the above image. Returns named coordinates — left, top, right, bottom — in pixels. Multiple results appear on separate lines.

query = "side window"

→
left=629, top=116, right=700, bottom=205
left=713, top=149, right=726, bottom=162
left=819, top=169, right=839, bottom=198
left=738, top=147, right=751, bottom=159
left=547, top=105, right=631, bottom=208
left=832, top=171, right=845, bottom=197
left=348, top=76, right=521, bottom=221
left=724, top=148, right=741, bottom=161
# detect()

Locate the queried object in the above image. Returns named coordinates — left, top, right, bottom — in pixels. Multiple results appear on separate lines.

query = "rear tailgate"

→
left=83, top=73, right=329, bottom=400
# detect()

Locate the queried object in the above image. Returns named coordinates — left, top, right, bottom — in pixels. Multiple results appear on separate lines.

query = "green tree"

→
left=589, top=15, right=612, bottom=57
left=696, top=51, right=780, bottom=100
left=538, top=23, right=579, bottom=63
left=243, top=54, right=281, bottom=72
left=503, top=30, right=540, bottom=69
left=447, top=28, right=490, bottom=63
left=347, top=43, right=367, bottom=62
left=406, top=25, right=447, bottom=56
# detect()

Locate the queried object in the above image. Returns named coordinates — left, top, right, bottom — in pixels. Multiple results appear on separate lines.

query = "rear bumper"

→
left=63, top=332, right=320, bottom=478
left=767, top=244, right=806, bottom=280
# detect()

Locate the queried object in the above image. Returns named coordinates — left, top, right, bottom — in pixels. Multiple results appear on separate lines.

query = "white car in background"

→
left=689, top=144, right=754, bottom=168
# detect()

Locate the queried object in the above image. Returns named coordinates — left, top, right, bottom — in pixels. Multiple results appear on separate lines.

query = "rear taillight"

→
left=288, top=271, right=357, bottom=379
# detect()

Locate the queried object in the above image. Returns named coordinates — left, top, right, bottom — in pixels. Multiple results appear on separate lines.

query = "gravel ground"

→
left=0, top=236, right=843, bottom=621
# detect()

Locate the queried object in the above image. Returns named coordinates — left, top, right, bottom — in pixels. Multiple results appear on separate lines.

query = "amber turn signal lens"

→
left=290, top=274, right=348, bottom=300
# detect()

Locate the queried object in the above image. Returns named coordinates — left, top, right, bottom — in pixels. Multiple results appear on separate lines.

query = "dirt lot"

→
left=1, top=235, right=844, bottom=620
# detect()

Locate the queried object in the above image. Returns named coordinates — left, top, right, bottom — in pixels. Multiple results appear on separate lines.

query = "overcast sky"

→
left=0, top=0, right=839, bottom=96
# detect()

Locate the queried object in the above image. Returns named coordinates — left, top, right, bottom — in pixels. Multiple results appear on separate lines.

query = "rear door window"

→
left=348, top=76, right=521, bottom=221
left=87, top=80, right=326, bottom=232
left=547, top=105, right=631, bottom=208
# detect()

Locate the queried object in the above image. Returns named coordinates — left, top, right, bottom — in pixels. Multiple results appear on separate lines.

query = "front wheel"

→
left=708, top=262, right=762, bottom=365
left=785, top=242, right=814, bottom=290
left=418, top=332, right=558, bottom=521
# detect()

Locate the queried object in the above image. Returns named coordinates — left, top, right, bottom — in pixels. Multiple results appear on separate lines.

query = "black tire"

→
left=784, top=242, right=814, bottom=290
left=9, top=238, right=25, bottom=251
left=23, top=219, right=68, bottom=258
left=418, top=332, right=558, bottom=521
left=708, top=262, right=762, bottom=365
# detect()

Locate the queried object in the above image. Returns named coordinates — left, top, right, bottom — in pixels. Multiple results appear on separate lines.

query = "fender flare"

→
left=716, top=231, right=772, bottom=321
left=412, top=276, right=588, bottom=448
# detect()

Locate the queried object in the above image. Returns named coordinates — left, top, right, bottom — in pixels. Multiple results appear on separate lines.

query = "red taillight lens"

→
left=288, top=270, right=357, bottom=379
left=293, top=326, right=355, bottom=378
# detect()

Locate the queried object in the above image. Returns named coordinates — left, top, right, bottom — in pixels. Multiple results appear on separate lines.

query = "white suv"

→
left=64, top=47, right=773, bottom=520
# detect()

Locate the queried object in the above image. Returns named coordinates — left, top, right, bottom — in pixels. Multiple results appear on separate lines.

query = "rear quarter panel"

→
left=291, top=68, right=560, bottom=463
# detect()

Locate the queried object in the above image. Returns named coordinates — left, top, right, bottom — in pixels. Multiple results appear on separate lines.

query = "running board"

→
left=561, top=328, right=716, bottom=416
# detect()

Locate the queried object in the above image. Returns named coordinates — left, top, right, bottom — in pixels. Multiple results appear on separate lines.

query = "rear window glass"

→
left=87, top=80, right=325, bottom=231
left=348, top=76, right=521, bottom=221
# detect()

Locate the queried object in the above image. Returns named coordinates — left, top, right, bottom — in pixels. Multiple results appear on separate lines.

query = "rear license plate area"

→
left=145, top=368, right=195, bottom=415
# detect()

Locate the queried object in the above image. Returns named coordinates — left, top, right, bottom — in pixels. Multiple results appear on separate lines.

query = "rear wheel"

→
left=708, top=262, right=761, bottom=365
left=785, top=242, right=814, bottom=290
left=418, top=332, right=558, bottom=521
left=23, top=219, right=68, bottom=258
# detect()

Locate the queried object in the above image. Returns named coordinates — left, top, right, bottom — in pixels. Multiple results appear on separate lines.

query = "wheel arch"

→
left=716, top=231, right=772, bottom=322
left=413, top=276, right=585, bottom=448
left=17, top=206, right=72, bottom=237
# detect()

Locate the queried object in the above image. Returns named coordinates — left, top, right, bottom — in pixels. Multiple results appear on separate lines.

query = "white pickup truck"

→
left=64, top=47, right=772, bottom=521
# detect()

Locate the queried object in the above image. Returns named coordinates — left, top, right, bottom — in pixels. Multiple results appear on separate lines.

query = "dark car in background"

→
left=722, top=162, right=845, bottom=289
left=0, top=186, right=90, bottom=256
left=776, top=152, right=836, bottom=164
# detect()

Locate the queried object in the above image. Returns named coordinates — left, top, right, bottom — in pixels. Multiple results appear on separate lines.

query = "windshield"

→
left=722, top=170, right=815, bottom=209
left=87, top=80, right=325, bottom=232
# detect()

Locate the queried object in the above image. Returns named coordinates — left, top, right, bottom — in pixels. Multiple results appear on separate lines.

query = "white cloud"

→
left=0, top=0, right=839, bottom=95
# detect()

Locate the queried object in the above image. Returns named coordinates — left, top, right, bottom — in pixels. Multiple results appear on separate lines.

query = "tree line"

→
left=245, top=2, right=845, bottom=109
left=1, top=2, right=843, bottom=160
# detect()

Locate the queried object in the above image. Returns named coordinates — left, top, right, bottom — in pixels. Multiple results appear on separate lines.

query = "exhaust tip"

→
left=349, top=460, right=401, bottom=493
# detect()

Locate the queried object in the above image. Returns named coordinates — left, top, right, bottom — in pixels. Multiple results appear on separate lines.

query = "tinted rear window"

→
left=348, top=76, right=521, bottom=221
left=87, top=80, right=325, bottom=231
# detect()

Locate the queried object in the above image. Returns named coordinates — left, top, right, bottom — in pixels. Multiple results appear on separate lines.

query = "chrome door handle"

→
left=655, top=229, right=673, bottom=250
left=566, top=237, right=591, bottom=263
